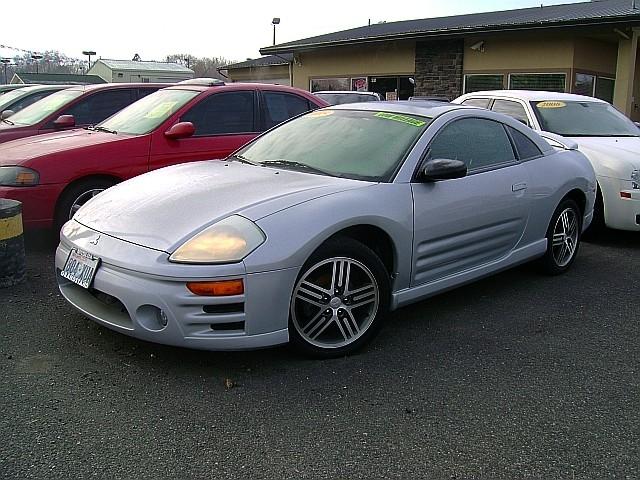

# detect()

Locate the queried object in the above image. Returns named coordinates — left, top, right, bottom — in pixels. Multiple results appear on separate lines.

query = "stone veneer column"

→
left=414, top=39, right=464, bottom=99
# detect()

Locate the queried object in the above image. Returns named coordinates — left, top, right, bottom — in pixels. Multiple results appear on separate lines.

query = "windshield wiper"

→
left=92, top=125, right=117, bottom=134
left=260, top=159, right=335, bottom=177
left=1, top=118, right=14, bottom=125
left=231, top=154, right=260, bottom=166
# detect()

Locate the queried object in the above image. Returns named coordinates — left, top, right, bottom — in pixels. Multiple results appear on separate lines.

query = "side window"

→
left=181, top=91, right=255, bottom=136
left=10, top=91, right=51, bottom=112
left=263, top=92, right=310, bottom=130
left=428, top=118, right=516, bottom=171
left=491, top=99, right=530, bottom=126
left=61, top=89, right=134, bottom=125
left=508, top=126, right=543, bottom=160
left=461, top=98, right=491, bottom=109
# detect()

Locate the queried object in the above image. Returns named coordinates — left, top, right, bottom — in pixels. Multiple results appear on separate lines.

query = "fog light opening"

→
left=136, top=305, right=169, bottom=332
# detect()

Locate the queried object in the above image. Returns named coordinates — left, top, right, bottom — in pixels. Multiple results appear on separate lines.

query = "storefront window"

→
left=574, top=73, right=595, bottom=96
left=509, top=73, right=566, bottom=92
left=464, top=74, right=504, bottom=93
left=310, top=78, right=350, bottom=92
left=368, top=76, right=414, bottom=100
left=595, top=77, right=615, bottom=104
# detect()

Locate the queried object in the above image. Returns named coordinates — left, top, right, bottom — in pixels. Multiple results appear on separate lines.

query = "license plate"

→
left=60, top=248, right=100, bottom=289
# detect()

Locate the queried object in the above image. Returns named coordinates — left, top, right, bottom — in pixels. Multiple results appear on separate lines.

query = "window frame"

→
left=507, top=72, right=567, bottom=93
left=258, top=90, right=312, bottom=132
left=462, top=74, right=505, bottom=94
left=179, top=90, right=259, bottom=138
left=414, top=115, right=521, bottom=181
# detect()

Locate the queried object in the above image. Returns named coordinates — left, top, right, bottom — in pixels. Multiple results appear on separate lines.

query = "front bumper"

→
left=0, top=184, right=63, bottom=229
left=55, top=225, right=298, bottom=351
left=599, top=176, right=640, bottom=231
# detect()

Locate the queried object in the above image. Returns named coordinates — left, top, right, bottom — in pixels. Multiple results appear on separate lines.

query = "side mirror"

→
left=53, top=114, right=76, bottom=129
left=635, top=122, right=640, bottom=129
left=420, top=158, right=467, bottom=182
left=165, top=122, right=195, bottom=140
left=1, top=110, right=15, bottom=120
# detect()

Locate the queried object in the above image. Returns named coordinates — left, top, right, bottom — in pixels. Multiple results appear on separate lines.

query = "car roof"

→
left=65, top=82, right=170, bottom=93
left=10, top=85, right=72, bottom=93
left=330, top=100, right=468, bottom=117
left=461, top=90, right=607, bottom=103
left=165, top=82, right=310, bottom=93
left=314, top=91, right=378, bottom=95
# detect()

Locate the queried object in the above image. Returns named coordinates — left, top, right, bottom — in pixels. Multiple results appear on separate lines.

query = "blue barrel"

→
left=0, top=199, right=26, bottom=287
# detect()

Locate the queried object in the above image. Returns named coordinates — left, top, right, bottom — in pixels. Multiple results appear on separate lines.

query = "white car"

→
left=453, top=91, right=640, bottom=231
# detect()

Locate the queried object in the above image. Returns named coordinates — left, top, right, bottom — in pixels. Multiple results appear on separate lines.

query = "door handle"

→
left=512, top=182, right=528, bottom=192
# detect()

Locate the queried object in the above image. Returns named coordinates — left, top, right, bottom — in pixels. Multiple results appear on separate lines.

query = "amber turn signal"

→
left=187, top=279, right=244, bottom=296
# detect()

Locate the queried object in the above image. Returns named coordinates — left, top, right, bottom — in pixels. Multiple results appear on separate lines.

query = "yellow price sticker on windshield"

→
left=144, top=101, right=178, bottom=119
left=537, top=101, right=566, bottom=109
left=308, top=110, right=334, bottom=118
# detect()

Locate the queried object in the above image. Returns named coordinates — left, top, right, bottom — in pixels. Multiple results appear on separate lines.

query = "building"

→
left=88, top=59, right=194, bottom=83
left=10, top=72, right=106, bottom=85
left=221, top=54, right=293, bottom=85
left=227, top=0, right=640, bottom=120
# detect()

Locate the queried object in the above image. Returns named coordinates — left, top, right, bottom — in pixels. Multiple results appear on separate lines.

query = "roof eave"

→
left=259, top=16, right=640, bottom=55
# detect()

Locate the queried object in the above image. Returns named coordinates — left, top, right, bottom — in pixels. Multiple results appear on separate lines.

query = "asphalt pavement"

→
left=1, top=230, right=638, bottom=479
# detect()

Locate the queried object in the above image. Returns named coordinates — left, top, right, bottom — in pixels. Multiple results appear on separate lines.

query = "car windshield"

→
left=0, top=88, right=31, bottom=111
left=531, top=100, right=639, bottom=137
left=8, top=89, right=84, bottom=126
left=237, top=109, right=430, bottom=182
left=98, top=89, right=200, bottom=135
left=316, top=93, right=379, bottom=105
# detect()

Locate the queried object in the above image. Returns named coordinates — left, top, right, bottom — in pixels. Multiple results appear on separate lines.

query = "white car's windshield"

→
left=531, top=100, right=639, bottom=137
left=8, top=89, right=84, bottom=126
left=98, top=89, right=200, bottom=135
left=237, top=109, right=431, bottom=182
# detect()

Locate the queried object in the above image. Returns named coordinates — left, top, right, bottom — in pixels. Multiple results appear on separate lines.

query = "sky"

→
left=2, top=0, right=586, bottom=63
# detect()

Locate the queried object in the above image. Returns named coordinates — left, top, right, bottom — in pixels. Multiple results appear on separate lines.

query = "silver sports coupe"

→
left=56, top=102, right=596, bottom=357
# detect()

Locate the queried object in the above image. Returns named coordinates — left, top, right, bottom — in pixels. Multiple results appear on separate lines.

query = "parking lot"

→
left=0, top=230, right=638, bottom=479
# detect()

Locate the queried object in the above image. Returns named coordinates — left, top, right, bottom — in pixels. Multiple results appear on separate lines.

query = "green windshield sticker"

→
left=374, top=112, right=426, bottom=127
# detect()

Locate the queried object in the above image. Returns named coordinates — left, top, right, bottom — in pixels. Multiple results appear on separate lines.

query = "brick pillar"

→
left=414, top=39, right=464, bottom=99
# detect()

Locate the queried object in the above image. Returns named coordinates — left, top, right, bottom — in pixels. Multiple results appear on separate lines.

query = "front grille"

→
left=203, top=303, right=244, bottom=315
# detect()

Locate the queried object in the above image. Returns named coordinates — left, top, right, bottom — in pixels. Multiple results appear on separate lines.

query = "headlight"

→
left=169, top=215, right=265, bottom=264
left=0, top=166, right=39, bottom=186
left=632, top=169, right=639, bottom=189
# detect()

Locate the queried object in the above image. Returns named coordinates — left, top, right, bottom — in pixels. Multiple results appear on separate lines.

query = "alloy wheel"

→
left=291, top=257, right=380, bottom=349
left=551, top=207, right=579, bottom=267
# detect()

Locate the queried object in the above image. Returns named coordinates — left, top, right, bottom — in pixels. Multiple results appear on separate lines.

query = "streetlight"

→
left=31, top=53, right=43, bottom=74
left=82, top=50, right=96, bottom=74
left=272, top=17, right=280, bottom=46
left=1, top=59, right=10, bottom=85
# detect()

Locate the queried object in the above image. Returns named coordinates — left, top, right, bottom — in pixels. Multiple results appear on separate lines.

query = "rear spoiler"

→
left=539, top=131, right=578, bottom=151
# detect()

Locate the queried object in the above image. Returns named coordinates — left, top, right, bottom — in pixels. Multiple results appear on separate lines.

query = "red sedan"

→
left=0, top=80, right=327, bottom=230
left=0, top=83, right=166, bottom=144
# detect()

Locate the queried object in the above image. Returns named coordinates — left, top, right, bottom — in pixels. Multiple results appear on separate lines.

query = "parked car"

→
left=0, top=80, right=327, bottom=230
left=0, top=85, right=71, bottom=118
left=314, top=91, right=381, bottom=105
left=0, top=83, right=166, bottom=144
left=453, top=91, right=640, bottom=231
left=0, top=84, right=38, bottom=96
left=56, top=102, right=595, bottom=357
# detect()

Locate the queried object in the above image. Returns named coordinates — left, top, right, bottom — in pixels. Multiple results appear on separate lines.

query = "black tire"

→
left=583, top=184, right=605, bottom=238
left=54, top=178, right=116, bottom=233
left=288, top=237, right=390, bottom=358
left=539, top=198, right=582, bottom=275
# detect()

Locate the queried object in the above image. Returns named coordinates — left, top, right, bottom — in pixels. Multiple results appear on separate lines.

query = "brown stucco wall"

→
left=226, top=64, right=290, bottom=84
left=291, top=42, right=415, bottom=90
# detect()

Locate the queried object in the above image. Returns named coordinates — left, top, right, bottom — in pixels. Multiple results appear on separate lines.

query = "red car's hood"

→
left=0, top=122, right=39, bottom=144
left=0, top=129, right=138, bottom=165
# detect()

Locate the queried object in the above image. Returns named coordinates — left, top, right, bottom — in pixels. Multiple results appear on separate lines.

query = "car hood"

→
left=570, top=136, right=640, bottom=172
left=0, top=129, right=134, bottom=165
left=74, top=160, right=368, bottom=252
